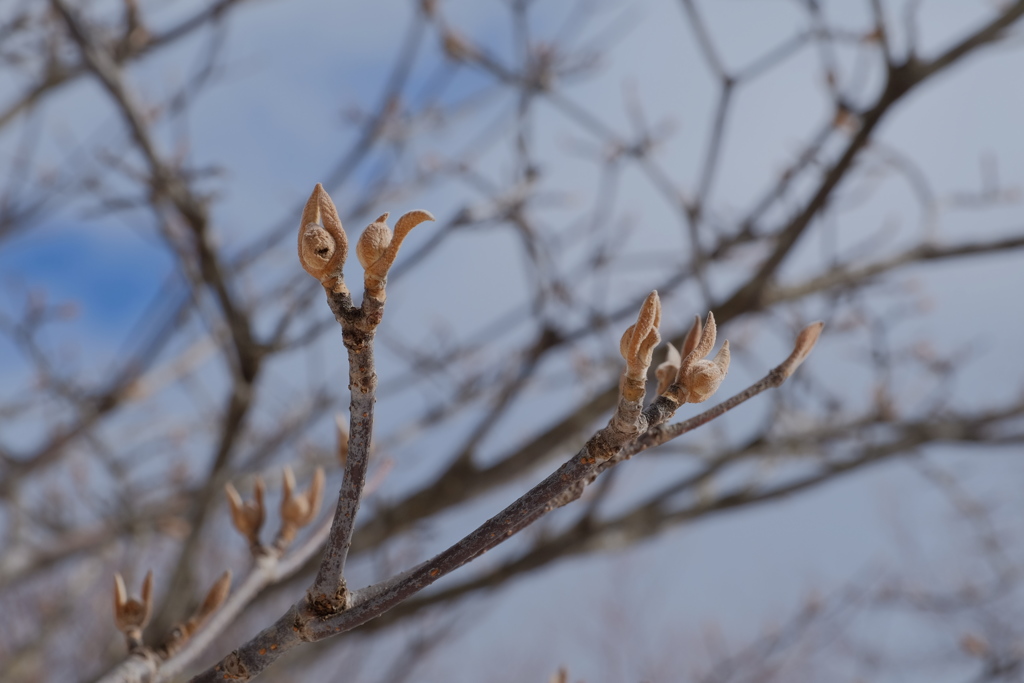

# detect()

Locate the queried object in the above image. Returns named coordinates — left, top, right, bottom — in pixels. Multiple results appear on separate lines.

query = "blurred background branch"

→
left=1, top=1, right=1024, bottom=681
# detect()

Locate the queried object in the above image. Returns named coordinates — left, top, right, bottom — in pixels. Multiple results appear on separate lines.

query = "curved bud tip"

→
left=778, top=321, right=824, bottom=380
left=224, top=482, right=243, bottom=515
left=637, top=291, right=661, bottom=335
left=282, top=465, right=296, bottom=502
left=300, top=184, right=323, bottom=228
left=113, top=570, right=154, bottom=632
left=620, top=291, right=663, bottom=395
left=713, top=339, right=730, bottom=375
left=665, top=312, right=727, bottom=404
left=679, top=312, right=716, bottom=373
left=681, top=315, right=702, bottom=357
left=393, top=209, right=435, bottom=240
left=363, top=209, right=435, bottom=300
left=253, top=475, right=265, bottom=506
left=114, top=573, right=127, bottom=611
left=627, top=291, right=661, bottom=358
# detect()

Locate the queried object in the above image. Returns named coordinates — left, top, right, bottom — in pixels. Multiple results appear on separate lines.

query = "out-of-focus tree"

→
left=1, top=0, right=1024, bottom=681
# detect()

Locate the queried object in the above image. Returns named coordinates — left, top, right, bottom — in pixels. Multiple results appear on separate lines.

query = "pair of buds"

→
left=113, top=569, right=231, bottom=655
left=618, top=293, right=731, bottom=405
left=298, top=183, right=434, bottom=300
left=657, top=313, right=730, bottom=404
left=113, top=570, right=153, bottom=649
left=224, top=466, right=325, bottom=551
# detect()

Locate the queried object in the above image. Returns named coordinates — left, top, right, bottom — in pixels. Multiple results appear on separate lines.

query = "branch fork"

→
left=298, top=185, right=434, bottom=615
left=186, top=269, right=823, bottom=681
left=108, top=567, right=232, bottom=668
left=104, top=241, right=822, bottom=683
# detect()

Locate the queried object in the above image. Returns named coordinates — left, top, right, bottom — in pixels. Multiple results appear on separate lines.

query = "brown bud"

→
left=655, top=341, right=682, bottom=395
left=682, top=312, right=717, bottom=373
left=618, top=291, right=662, bottom=400
left=356, top=213, right=392, bottom=269
left=277, top=466, right=327, bottom=549
left=113, top=569, right=153, bottom=634
left=196, top=570, right=232, bottom=623
left=298, top=184, right=349, bottom=292
left=680, top=340, right=730, bottom=403
left=442, top=30, right=475, bottom=62
left=225, top=476, right=265, bottom=548
left=361, top=209, right=434, bottom=300
left=664, top=312, right=731, bottom=404
left=158, top=570, right=233, bottom=658
left=776, top=321, right=824, bottom=381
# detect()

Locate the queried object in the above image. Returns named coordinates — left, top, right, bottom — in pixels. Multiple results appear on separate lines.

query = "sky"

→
left=2, top=1, right=1024, bottom=681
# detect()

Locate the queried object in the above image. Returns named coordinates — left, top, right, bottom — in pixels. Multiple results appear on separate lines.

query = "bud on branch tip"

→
left=159, top=570, right=233, bottom=657
left=225, top=476, right=265, bottom=548
left=777, top=321, right=824, bottom=380
left=197, top=570, right=232, bottom=621
left=656, top=314, right=703, bottom=395
left=619, top=291, right=662, bottom=400
left=281, top=466, right=326, bottom=532
left=298, top=184, right=349, bottom=292
left=359, top=209, right=435, bottom=300
left=113, top=569, right=153, bottom=634
left=665, top=312, right=730, bottom=404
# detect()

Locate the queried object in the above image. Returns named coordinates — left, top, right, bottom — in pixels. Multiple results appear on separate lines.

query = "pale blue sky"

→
left=2, top=1, right=1023, bottom=681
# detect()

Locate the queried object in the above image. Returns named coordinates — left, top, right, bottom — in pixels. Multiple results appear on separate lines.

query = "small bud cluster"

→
left=278, top=466, right=325, bottom=549
left=109, top=465, right=326, bottom=657
left=615, top=296, right=731, bottom=409
left=356, top=209, right=435, bottom=301
left=113, top=570, right=152, bottom=652
left=297, top=183, right=434, bottom=304
left=614, top=294, right=732, bottom=408
left=658, top=312, right=730, bottom=404
left=111, top=568, right=231, bottom=657
left=224, top=476, right=264, bottom=550
left=225, top=466, right=325, bottom=553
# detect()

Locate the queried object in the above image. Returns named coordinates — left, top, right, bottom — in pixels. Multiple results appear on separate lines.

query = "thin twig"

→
left=188, top=319, right=821, bottom=681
